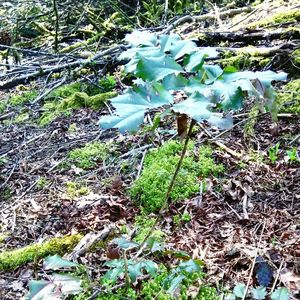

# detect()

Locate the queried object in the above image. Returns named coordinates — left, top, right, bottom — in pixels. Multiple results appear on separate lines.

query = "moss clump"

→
left=248, top=9, right=300, bottom=28
left=244, top=105, right=260, bottom=137
left=220, top=49, right=270, bottom=70
left=60, top=91, right=117, bottom=110
left=38, top=78, right=117, bottom=126
left=130, top=141, right=224, bottom=213
left=13, top=112, right=30, bottom=124
left=0, top=234, right=82, bottom=271
left=133, top=216, right=165, bottom=243
left=66, top=181, right=90, bottom=197
left=292, top=49, right=300, bottom=65
left=8, top=90, right=38, bottom=106
left=68, top=142, right=108, bottom=169
left=0, top=101, right=6, bottom=114
left=196, top=286, right=219, bottom=300
left=277, top=79, right=300, bottom=114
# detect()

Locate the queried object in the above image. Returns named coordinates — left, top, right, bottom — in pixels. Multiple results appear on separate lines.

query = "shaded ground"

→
left=0, top=0, right=300, bottom=299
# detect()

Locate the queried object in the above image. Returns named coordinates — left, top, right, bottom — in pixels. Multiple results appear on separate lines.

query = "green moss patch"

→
left=38, top=77, right=117, bottom=126
left=130, top=141, right=224, bottom=213
left=277, top=79, right=300, bottom=114
left=220, top=48, right=271, bottom=70
left=0, top=234, right=82, bottom=271
left=248, top=9, right=300, bottom=28
left=9, top=90, right=38, bottom=107
left=68, top=141, right=108, bottom=169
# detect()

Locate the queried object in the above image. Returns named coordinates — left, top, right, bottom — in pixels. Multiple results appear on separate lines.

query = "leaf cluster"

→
left=99, top=31, right=287, bottom=134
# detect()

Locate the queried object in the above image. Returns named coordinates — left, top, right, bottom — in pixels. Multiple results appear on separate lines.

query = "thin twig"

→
left=270, top=259, right=284, bottom=294
left=242, top=222, right=266, bottom=300
left=135, top=119, right=196, bottom=259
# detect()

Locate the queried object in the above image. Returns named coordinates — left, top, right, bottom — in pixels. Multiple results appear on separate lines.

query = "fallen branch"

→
left=197, top=29, right=300, bottom=44
left=0, top=45, right=123, bottom=89
left=65, top=225, right=115, bottom=261
left=163, top=7, right=252, bottom=34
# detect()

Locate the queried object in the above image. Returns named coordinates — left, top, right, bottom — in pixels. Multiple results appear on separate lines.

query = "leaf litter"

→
left=0, top=2, right=300, bottom=300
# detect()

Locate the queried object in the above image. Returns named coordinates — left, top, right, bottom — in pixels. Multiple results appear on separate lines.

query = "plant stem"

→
left=136, top=119, right=196, bottom=254
left=53, top=0, right=59, bottom=52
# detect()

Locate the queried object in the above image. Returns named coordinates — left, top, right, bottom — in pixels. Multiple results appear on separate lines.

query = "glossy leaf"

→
left=136, top=55, right=183, bottom=81
left=103, top=259, right=158, bottom=283
left=271, top=287, right=290, bottom=300
left=173, top=92, right=232, bottom=129
left=200, top=64, right=223, bottom=84
left=124, top=30, right=157, bottom=47
left=43, top=255, right=78, bottom=270
left=223, top=70, right=287, bottom=85
left=112, top=237, right=139, bottom=250
left=172, top=92, right=212, bottom=121
left=252, top=286, right=267, bottom=300
left=167, top=274, right=185, bottom=294
left=28, top=275, right=82, bottom=300
left=162, top=74, right=188, bottom=91
left=211, top=81, right=244, bottom=110
left=233, top=283, right=246, bottom=298
left=99, top=83, right=172, bottom=133
left=184, top=48, right=218, bottom=72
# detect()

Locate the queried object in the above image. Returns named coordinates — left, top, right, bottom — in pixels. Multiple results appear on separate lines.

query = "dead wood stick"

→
left=162, top=7, right=252, bottom=34
left=197, top=29, right=300, bottom=44
left=65, top=224, right=115, bottom=261
left=0, top=45, right=122, bottom=89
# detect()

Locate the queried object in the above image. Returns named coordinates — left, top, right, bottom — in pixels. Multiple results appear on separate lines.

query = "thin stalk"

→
left=137, top=119, right=196, bottom=254
left=53, top=0, right=59, bottom=52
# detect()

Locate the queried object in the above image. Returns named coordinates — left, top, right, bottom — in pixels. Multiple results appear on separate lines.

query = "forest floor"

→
left=0, top=1, right=299, bottom=299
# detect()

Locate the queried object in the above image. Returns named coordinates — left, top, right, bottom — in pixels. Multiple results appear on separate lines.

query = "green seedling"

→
left=268, top=143, right=280, bottom=163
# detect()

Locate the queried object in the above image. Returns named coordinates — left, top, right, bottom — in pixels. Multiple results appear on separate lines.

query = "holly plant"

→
left=99, top=30, right=287, bottom=133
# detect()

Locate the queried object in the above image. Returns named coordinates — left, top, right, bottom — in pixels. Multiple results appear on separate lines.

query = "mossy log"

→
left=0, top=234, right=82, bottom=271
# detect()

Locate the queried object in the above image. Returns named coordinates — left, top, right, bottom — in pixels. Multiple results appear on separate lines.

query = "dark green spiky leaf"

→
left=136, top=55, right=183, bottom=81
left=252, top=286, right=267, bottom=299
left=103, top=259, right=158, bottom=283
left=233, top=283, right=246, bottom=298
left=134, top=81, right=173, bottom=105
left=104, top=259, right=124, bottom=267
left=184, top=51, right=206, bottom=72
left=28, top=280, right=49, bottom=299
left=146, top=236, right=164, bottom=252
left=271, top=287, right=290, bottom=300
left=162, top=74, right=188, bottom=90
left=112, top=237, right=139, bottom=249
left=99, top=109, right=145, bottom=133
left=43, top=255, right=78, bottom=270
